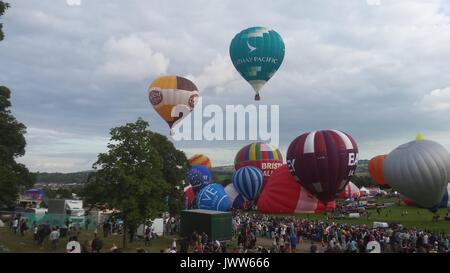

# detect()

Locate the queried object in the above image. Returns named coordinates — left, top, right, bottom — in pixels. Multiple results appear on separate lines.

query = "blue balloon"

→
left=197, top=184, right=231, bottom=211
left=186, top=165, right=212, bottom=191
left=232, top=195, right=246, bottom=209
left=232, top=166, right=264, bottom=201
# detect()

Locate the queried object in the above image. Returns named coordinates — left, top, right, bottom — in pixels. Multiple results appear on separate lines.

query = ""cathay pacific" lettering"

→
left=235, top=57, right=278, bottom=65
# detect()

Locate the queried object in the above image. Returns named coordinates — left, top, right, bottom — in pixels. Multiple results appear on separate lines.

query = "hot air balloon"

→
left=186, top=165, right=211, bottom=192
left=183, top=185, right=195, bottom=209
left=189, top=154, right=212, bottom=169
left=148, top=76, right=200, bottom=135
left=232, top=166, right=264, bottom=201
left=230, top=27, right=285, bottom=101
left=197, top=184, right=231, bottom=211
left=257, top=165, right=336, bottom=214
left=234, top=142, right=283, bottom=185
left=383, top=134, right=450, bottom=211
left=368, top=155, right=389, bottom=188
left=401, top=183, right=450, bottom=209
left=224, top=184, right=247, bottom=209
left=287, top=130, right=359, bottom=204
left=337, top=182, right=360, bottom=199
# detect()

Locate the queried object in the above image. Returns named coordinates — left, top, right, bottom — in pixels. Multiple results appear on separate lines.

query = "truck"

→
left=180, top=209, right=232, bottom=242
left=47, top=199, right=85, bottom=227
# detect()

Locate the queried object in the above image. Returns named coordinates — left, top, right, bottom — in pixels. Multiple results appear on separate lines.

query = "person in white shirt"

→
left=50, top=228, right=60, bottom=250
left=66, top=239, right=81, bottom=253
left=12, top=218, right=19, bottom=234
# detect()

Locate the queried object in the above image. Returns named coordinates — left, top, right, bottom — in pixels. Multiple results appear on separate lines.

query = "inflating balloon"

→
left=232, top=166, right=264, bottom=201
left=148, top=76, right=200, bottom=135
left=234, top=142, right=283, bottom=184
left=401, top=183, right=450, bottom=209
left=189, top=154, right=212, bottom=169
left=183, top=185, right=195, bottom=209
left=186, top=165, right=211, bottom=192
left=337, top=182, right=360, bottom=199
left=197, top=184, right=231, bottom=211
left=230, top=27, right=285, bottom=101
left=257, top=165, right=336, bottom=214
left=383, top=134, right=450, bottom=211
left=287, top=130, right=359, bottom=204
left=368, top=155, right=389, bottom=188
left=224, top=184, right=247, bottom=209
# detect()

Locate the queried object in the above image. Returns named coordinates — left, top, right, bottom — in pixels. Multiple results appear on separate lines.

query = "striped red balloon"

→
left=287, top=130, right=359, bottom=204
left=257, top=165, right=336, bottom=214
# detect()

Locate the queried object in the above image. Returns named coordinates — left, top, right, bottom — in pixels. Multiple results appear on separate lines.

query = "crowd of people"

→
left=229, top=212, right=450, bottom=253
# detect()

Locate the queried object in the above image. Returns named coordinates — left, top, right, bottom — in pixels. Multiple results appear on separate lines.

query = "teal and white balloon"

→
left=229, top=27, right=285, bottom=101
left=383, top=134, right=450, bottom=211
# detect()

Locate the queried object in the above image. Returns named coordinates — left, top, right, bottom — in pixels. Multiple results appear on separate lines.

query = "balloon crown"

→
left=416, top=133, right=425, bottom=141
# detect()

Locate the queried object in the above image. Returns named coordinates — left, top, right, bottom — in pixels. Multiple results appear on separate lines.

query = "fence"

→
left=19, top=213, right=101, bottom=230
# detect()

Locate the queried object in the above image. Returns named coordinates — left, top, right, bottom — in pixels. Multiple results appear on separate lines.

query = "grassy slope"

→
left=0, top=228, right=173, bottom=253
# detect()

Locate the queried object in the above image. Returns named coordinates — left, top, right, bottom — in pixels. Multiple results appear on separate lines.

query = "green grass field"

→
left=262, top=198, right=450, bottom=233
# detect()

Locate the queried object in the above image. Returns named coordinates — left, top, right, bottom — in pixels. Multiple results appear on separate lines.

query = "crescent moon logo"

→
left=247, top=40, right=257, bottom=53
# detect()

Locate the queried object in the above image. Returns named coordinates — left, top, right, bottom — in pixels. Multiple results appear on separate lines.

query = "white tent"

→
left=360, top=187, right=370, bottom=194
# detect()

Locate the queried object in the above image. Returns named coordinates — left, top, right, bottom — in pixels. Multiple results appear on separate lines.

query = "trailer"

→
left=180, top=209, right=232, bottom=242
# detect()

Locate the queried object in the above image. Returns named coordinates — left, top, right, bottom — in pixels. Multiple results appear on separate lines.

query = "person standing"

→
left=50, top=227, right=60, bottom=250
left=12, top=217, right=19, bottom=234
left=144, top=226, right=152, bottom=247
left=91, top=233, right=103, bottom=253
left=19, top=219, right=28, bottom=236
left=290, top=233, right=297, bottom=253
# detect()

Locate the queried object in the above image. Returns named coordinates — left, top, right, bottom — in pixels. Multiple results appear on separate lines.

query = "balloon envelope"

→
left=189, top=154, right=212, bottom=169
left=183, top=185, right=195, bottom=209
left=258, top=165, right=336, bottom=214
left=287, top=130, right=359, bottom=204
left=148, top=76, right=199, bottom=134
left=186, top=166, right=211, bottom=191
left=230, top=27, right=285, bottom=100
left=224, top=184, right=247, bottom=209
left=197, top=184, right=231, bottom=212
left=368, top=155, right=389, bottom=187
left=402, top=183, right=450, bottom=208
left=234, top=142, right=283, bottom=185
left=232, top=166, right=264, bottom=201
left=337, top=182, right=360, bottom=199
left=383, top=139, right=450, bottom=210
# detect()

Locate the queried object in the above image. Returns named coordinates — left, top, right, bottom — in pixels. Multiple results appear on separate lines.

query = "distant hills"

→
left=35, top=171, right=93, bottom=185
left=34, top=160, right=370, bottom=185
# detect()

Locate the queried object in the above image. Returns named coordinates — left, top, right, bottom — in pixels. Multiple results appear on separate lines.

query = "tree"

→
left=149, top=133, right=188, bottom=215
left=0, top=86, right=35, bottom=206
left=0, top=1, right=10, bottom=42
left=83, top=119, right=187, bottom=249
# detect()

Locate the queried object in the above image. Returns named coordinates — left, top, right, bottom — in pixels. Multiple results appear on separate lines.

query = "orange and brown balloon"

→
left=368, top=155, right=390, bottom=188
left=148, top=76, right=200, bottom=135
left=189, top=154, right=212, bottom=170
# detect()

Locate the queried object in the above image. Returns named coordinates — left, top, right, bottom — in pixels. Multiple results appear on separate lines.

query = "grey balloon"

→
left=383, top=139, right=450, bottom=210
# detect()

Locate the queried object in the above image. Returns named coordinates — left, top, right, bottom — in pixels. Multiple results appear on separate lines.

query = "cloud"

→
left=419, top=87, right=450, bottom=111
left=2, top=0, right=450, bottom=172
left=97, top=35, right=170, bottom=82
left=185, top=54, right=237, bottom=94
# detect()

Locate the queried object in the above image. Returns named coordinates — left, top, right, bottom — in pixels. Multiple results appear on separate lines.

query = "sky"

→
left=2, top=0, right=450, bottom=173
